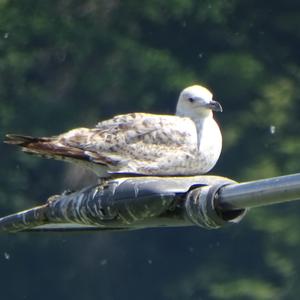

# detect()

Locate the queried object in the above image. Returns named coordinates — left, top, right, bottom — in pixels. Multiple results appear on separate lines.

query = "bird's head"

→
left=176, top=85, right=222, bottom=118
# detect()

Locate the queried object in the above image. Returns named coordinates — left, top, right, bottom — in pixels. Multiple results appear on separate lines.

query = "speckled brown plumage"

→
left=4, top=85, right=222, bottom=178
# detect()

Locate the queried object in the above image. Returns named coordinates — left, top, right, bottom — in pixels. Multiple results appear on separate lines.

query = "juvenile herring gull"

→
left=4, top=85, right=223, bottom=178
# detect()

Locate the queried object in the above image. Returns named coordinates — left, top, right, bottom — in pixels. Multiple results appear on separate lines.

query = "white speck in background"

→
left=4, top=252, right=10, bottom=260
left=270, top=125, right=276, bottom=135
left=100, top=259, right=107, bottom=266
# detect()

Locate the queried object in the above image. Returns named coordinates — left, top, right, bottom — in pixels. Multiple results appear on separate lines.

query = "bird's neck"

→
left=176, top=108, right=213, bottom=120
left=193, top=115, right=212, bottom=131
left=177, top=114, right=214, bottom=127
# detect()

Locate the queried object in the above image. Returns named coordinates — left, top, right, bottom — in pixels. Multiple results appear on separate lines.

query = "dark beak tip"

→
left=211, top=100, right=223, bottom=112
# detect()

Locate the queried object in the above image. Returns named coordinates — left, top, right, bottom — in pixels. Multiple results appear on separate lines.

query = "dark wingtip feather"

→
left=4, top=134, right=37, bottom=145
left=4, top=133, right=91, bottom=162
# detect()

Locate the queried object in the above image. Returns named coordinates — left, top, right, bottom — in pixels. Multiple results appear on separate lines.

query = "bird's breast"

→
left=195, top=118, right=222, bottom=173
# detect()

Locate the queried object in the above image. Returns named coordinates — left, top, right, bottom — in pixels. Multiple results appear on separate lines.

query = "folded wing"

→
left=5, top=113, right=199, bottom=176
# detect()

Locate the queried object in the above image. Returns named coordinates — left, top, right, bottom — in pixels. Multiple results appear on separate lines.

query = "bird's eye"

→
left=188, top=97, right=194, bottom=103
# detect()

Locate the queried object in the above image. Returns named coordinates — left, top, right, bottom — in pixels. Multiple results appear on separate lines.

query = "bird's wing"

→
left=5, top=113, right=199, bottom=175
left=61, top=113, right=198, bottom=174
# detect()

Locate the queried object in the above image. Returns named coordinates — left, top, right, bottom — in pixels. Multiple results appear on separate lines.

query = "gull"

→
left=4, top=85, right=223, bottom=178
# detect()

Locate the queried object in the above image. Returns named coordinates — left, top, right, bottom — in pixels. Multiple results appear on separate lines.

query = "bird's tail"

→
left=4, top=134, right=51, bottom=145
left=4, top=134, right=89, bottom=161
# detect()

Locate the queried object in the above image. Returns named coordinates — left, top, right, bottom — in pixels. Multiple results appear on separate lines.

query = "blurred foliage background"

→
left=0, top=0, right=300, bottom=299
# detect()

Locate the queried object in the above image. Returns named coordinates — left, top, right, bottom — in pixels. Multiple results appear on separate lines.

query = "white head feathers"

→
left=176, top=85, right=222, bottom=118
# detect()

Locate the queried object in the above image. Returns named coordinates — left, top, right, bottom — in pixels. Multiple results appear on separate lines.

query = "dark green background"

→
left=0, top=1, right=300, bottom=299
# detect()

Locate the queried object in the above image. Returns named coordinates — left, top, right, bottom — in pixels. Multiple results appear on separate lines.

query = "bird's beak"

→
left=206, top=100, right=223, bottom=112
